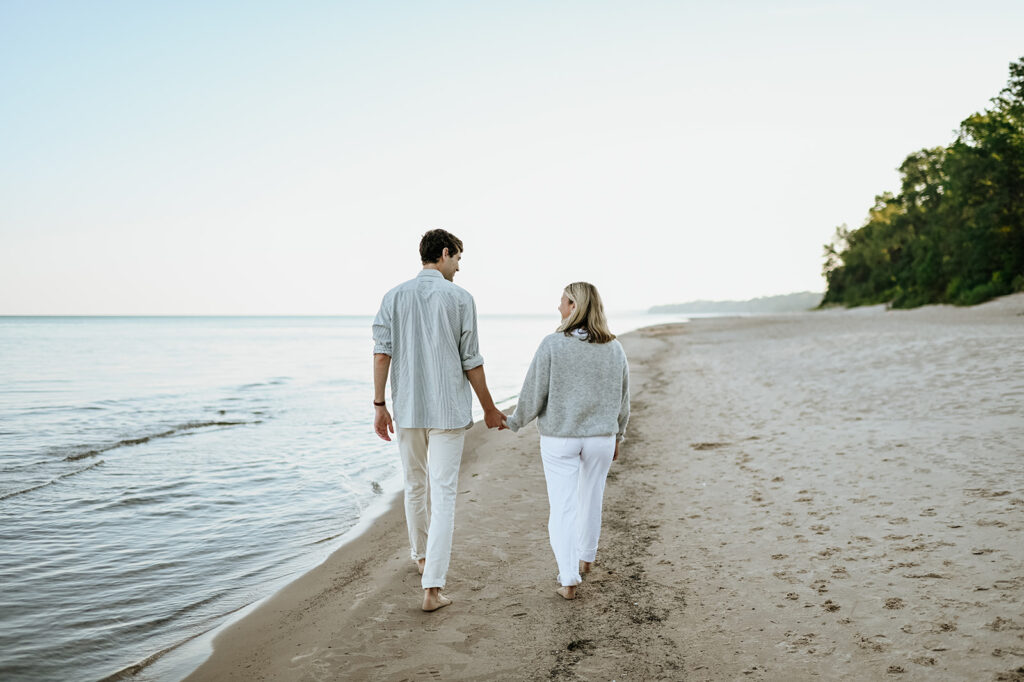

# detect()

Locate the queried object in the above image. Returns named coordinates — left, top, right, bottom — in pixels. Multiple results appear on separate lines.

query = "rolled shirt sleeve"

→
left=459, top=298, right=484, bottom=371
left=372, top=298, right=393, bottom=356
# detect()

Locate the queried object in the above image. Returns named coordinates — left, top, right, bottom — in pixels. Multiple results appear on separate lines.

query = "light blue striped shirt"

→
left=373, top=269, right=484, bottom=429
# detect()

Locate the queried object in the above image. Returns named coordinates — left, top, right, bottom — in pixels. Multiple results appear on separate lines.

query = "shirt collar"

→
left=418, top=269, right=444, bottom=279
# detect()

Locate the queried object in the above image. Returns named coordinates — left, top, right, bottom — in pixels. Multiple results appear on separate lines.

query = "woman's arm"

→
left=506, top=340, right=551, bottom=432
left=617, top=357, right=630, bottom=442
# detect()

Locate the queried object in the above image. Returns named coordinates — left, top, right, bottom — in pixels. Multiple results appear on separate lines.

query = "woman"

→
left=507, top=282, right=630, bottom=599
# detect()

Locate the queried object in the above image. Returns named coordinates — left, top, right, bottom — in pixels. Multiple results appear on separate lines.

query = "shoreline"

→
left=132, top=471, right=409, bottom=682
left=185, top=295, right=1024, bottom=681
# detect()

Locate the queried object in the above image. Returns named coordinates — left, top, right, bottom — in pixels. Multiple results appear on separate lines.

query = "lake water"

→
left=0, top=312, right=686, bottom=681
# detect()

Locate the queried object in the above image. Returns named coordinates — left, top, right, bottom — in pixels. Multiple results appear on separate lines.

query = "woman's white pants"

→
left=539, top=435, right=616, bottom=587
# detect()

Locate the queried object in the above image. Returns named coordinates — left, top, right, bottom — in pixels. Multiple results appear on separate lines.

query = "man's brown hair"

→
left=419, top=229, right=464, bottom=264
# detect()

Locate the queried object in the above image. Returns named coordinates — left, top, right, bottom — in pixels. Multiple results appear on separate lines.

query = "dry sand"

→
left=186, top=294, right=1024, bottom=681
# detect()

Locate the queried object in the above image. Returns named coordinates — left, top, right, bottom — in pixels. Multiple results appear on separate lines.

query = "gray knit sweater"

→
left=507, top=331, right=630, bottom=441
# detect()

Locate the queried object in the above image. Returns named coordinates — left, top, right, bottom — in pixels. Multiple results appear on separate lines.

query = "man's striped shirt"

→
left=373, top=269, right=484, bottom=429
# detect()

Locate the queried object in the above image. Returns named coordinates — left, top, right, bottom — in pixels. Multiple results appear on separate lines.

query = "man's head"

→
left=420, top=229, right=464, bottom=281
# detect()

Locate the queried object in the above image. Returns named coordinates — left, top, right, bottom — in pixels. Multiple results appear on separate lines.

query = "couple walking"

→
left=372, top=229, right=630, bottom=611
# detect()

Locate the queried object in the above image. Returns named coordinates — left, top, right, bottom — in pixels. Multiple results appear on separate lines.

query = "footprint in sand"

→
left=855, top=633, right=890, bottom=652
left=691, top=442, right=730, bottom=450
left=904, top=572, right=948, bottom=579
left=964, top=488, right=1012, bottom=498
left=986, top=617, right=1024, bottom=631
left=789, top=632, right=817, bottom=648
left=993, top=666, right=1024, bottom=681
left=773, top=570, right=799, bottom=584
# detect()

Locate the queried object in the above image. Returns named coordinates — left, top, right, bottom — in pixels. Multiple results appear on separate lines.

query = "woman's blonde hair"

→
left=557, top=281, right=616, bottom=343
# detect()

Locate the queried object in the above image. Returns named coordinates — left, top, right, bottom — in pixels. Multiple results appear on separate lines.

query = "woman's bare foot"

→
left=556, top=585, right=577, bottom=600
left=416, top=558, right=425, bottom=575
left=580, top=561, right=593, bottom=575
left=422, top=587, right=451, bottom=611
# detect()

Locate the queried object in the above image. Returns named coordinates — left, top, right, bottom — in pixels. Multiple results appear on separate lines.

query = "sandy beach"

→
left=186, top=295, right=1024, bottom=681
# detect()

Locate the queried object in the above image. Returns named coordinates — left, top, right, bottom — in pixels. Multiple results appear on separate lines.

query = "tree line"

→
left=821, top=58, right=1024, bottom=308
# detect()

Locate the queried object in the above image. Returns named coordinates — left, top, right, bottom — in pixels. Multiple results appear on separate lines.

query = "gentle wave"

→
left=0, top=458, right=53, bottom=473
left=238, top=377, right=291, bottom=390
left=96, top=596, right=256, bottom=682
left=12, top=404, right=106, bottom=416
left=310, top=531, right=347, bottom=546
left=0, top=459, right=105, bottom=501
left=60, top=420, right=261, bottom=462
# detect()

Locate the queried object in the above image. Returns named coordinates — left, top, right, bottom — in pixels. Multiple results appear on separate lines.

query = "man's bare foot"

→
left=422, top=587, right=451, bottom=611
left=580, top=560, right=593, bottom=575
left=416, top=558, right=425, bottom=575
left=556, top=585, right=577, bottom=600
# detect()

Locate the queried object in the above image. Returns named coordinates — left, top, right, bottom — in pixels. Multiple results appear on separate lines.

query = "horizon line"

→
left=0, top=311, right=662, bottom=318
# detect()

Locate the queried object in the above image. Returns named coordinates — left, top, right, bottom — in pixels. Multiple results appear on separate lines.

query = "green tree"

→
left=822, top=57, right=1024, bottom=308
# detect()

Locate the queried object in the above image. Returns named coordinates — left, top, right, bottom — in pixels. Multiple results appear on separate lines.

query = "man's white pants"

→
left=539, top=435, right=616, bottom=587
left=397, top=427, right=466, bottom=589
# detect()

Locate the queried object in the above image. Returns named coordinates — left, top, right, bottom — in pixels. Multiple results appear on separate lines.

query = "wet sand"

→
left=186, top=294, right=1024, bottom=681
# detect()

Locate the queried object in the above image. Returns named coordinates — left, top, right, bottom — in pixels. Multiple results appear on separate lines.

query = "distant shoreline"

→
left=649, top=291, right=823, bottom=315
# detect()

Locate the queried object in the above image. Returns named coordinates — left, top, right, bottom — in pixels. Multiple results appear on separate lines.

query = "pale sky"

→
left=2, top=1, right=1022, bottom=315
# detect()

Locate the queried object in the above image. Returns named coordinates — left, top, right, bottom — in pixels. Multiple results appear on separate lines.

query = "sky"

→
left=2, top=1, right=1022, bottom=315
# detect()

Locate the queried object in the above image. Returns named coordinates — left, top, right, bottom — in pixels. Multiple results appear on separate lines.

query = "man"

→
left=372, top=229, right=507, bottom=612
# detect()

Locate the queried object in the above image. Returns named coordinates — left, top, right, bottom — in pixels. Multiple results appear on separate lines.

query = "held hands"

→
left=484, top=407, right=508, bottom=430
left=376, top=405, right=505, bottom=439
left=374, top=406, right=395, bottom=441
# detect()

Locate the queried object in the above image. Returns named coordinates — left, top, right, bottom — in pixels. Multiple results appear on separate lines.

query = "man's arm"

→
left=372, top=294, right=395, bottom=442
left=458, top=296, right=504, bottom=429
left=465, top=364, right=507, bottom=429
left=374, top=353, right=394, bottom=441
